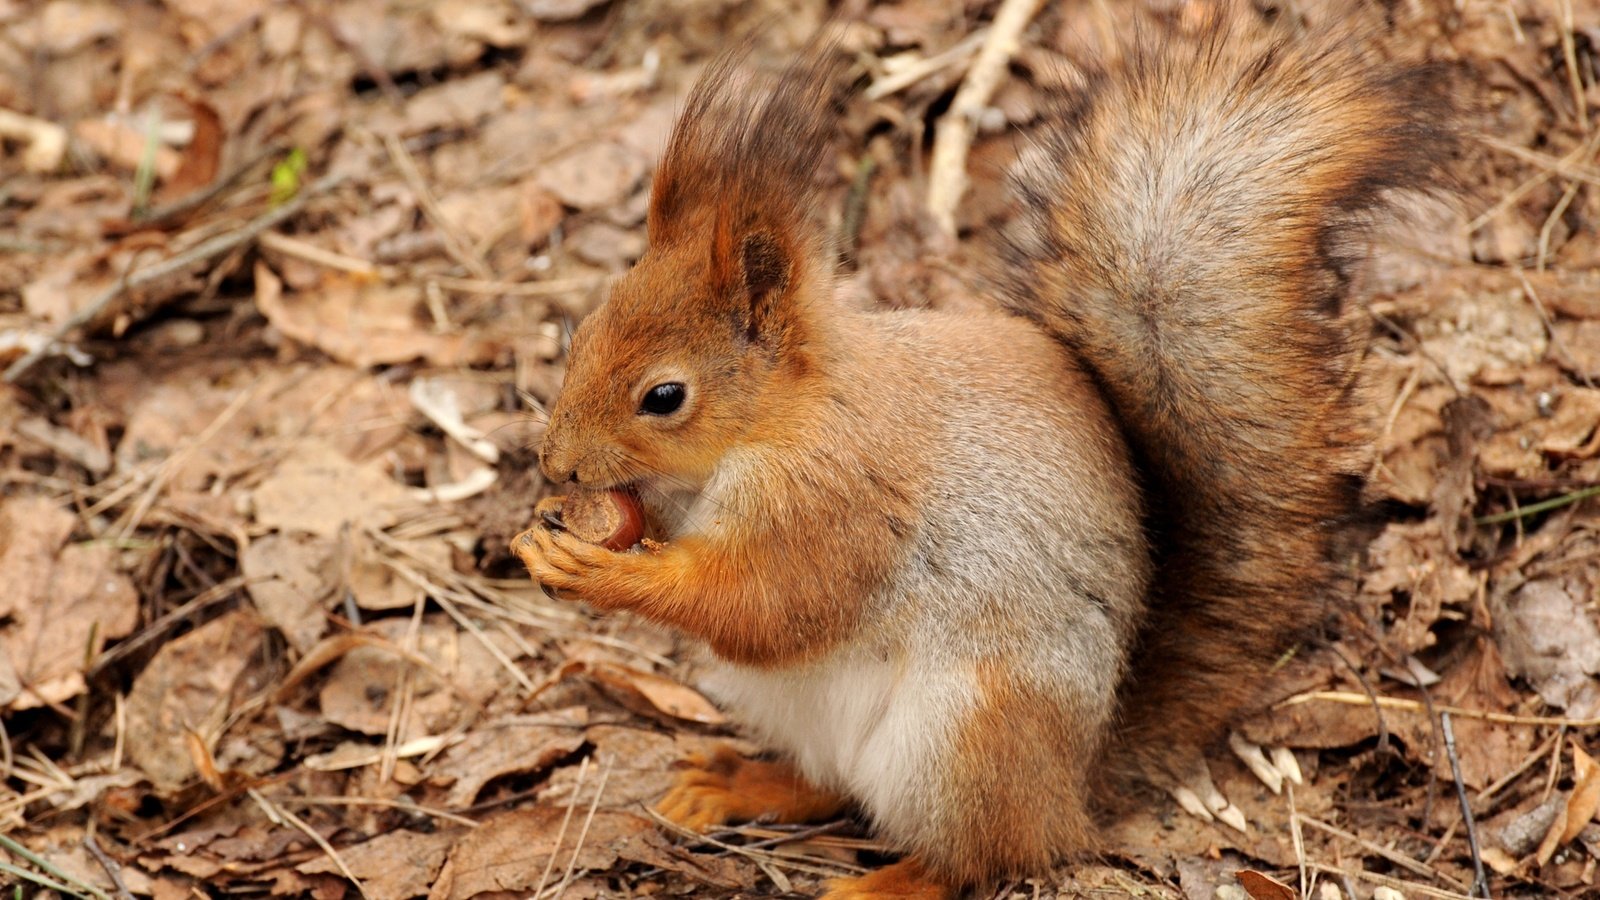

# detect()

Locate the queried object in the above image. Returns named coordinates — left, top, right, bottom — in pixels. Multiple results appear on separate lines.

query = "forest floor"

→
left=1, top=0, right=1599, bottom=898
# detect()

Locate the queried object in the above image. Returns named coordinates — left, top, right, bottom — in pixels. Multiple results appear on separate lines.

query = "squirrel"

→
left=513, top=7, right=1454, bottom=899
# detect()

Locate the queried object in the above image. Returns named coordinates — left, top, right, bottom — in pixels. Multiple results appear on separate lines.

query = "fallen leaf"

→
left=429, top=806, right=737, bottom=900
left=298, top=827, right=465, bottom=900
left=242, top=531, right=336, bottom=653
left=536, top=142, right=645, bottom=210
left=1561, top=740, right=1600, bottom=844
left=433, top=713, right=588, bottom=807
left=586, top=662, right=727, bottom=725
left=0, top=497, right=138, bottom=710
left=1236, top=869, right=1295, bottom=900
left=255, top=264, right=500, bottom=368
left=125, top=611, right=267, bottom=792
left=250, top=440, right=414, bottom=538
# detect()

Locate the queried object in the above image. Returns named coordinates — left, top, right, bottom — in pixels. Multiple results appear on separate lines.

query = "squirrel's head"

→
left=538, top=46, right=845, bottom=493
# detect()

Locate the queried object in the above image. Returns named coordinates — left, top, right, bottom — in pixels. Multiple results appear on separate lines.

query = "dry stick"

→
left=864, top=29, right=988, bottom=100
left=277, top=795, right=479, bottom=829
left=644, top=807, right=864, bottom=879
left=1441, top=713, right=1491, bottom=899
left=926, top=0, right=1045, bottom=236
left=1557, top=0, right=1588, bottom=132
left=1287, top=784, right=1308, bottom=899
left=1307, top=863, right=1476, bottom=900
left=1535, top=178, right=1580, bottom=272
left=1297, top=813, right=1468, bottom=892
left=2, top=173, right=343, bottom=384
left=1467, top=129, right=1600, bottom=232
left=550, top=760, right=612, bottom=900
left=532, top=757, right=589, bottom=898
left=82, top=834, right=135, bottom=900
left=384, top=133, right=494, bottom=281
left=249, top=789, right=369, bottom=899
left=1278, top=691, right=1600, bottom=728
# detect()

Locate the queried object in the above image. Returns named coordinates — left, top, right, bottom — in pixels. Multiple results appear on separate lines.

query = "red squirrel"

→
left=513, top=7, right=1454, bottom=898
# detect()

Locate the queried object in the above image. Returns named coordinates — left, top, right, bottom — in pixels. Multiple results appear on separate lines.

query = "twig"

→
left=549, top=759, right=612, bottom=900
left=0, top=833, right=110, bottom=900
left=1307, top=863, right=1476, bottom=900
left=1515, top=269, right=1597, bottom=389
left=926, top=0, right=1045, bottom=236
left=1441, top=713, right=1491, bottom=899
left=532, top=757, right=588, bottom=898
left=82, top=835, right=135, bottom=900
left=1557, top=0, right=1588, bottom=132
left=1297, top=813, right=1468, bottom=891
left=1278, top=691, right=1600, bottom=727
left=383, top=133, right=494, bottom=280
left=278, top=794, right=480, bottom=829
left=2, top=173, right=344, bottom=384
left=249, top=789, right=369, bottom=899
left=864, top=30, right=988, bottom=101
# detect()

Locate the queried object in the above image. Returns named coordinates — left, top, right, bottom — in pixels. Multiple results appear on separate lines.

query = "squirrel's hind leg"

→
left=655, top=745, right=846, bottom=831
left=820, top=858, right=953, bottom=900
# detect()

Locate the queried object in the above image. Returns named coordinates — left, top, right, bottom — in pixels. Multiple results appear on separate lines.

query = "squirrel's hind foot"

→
left=654, top=745, right=846, bottom=831
left=820, top=858, right=953, bottom=900
left=1164, top=733, right=1305, bottom=834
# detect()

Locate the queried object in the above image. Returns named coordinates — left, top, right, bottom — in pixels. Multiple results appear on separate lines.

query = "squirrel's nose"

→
left=539, top=449, right=580, bottom=485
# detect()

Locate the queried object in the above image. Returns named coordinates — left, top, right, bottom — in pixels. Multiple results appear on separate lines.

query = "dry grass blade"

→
left=249, top=789, right=369, bottom=899
left=548, top=759, right=611, bottom=900
left=0, top=832, right=110, bottom=900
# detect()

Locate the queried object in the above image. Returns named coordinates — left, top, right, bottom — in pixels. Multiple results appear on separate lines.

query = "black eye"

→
left=639, top=382, right=686, bottom=416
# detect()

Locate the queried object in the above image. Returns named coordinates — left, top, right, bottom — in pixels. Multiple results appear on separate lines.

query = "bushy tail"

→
left=999, top=13, right=1456, bottom=780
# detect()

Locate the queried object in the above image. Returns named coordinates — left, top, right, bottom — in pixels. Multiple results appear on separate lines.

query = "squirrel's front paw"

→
left=510, top=520, right=624, bottom=604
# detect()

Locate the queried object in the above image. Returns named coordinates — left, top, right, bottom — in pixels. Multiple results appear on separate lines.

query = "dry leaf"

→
left=0, top=497, right=138, bottom=710
left=587, top=661, right=727, bottom=725
left=1236, top=869, right=1296, bottom=900
left=298, top=827, right=465, bottom=900
left=1560, top=740, right=1600, bottom=845
left=241, top=531, right=336, bottom=653
left=250, top=440, right=414, bottom=538
left=125, top=611, right=267, bottom=792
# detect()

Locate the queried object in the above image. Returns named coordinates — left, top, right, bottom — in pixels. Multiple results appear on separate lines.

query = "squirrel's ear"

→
left=736, top=231, right=791, bottom=344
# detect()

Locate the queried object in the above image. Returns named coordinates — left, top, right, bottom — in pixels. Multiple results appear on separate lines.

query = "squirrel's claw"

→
left=1228, top=731, right=1303, bottom=795
left=1167, top=758, right=1249, bottom=834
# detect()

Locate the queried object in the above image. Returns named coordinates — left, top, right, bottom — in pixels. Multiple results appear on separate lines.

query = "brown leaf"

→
left=586, top=662, right=726, bottom=725
left=429, top=806, right=737, bottom=900
left=298, top=827, right=466, bottom=900
left=1236, top=869, right=1296, bottom=900
left=250, top=441, right=413, bottom=538
left=1560, top=740, right=1600, bottom=844
left=241, top=531, right=337, bottom=653
left=433, top=711, right=588, bottom=807
left=158, top=95, right=224, bottom=201
left=0, top=497, right=139, bottom=710
left=125, top=610, right=267, bottom=792
left=254, top=264, right=500, bottom=369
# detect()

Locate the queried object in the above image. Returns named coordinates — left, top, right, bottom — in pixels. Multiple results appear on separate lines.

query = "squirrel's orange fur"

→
left=515, top=8, right=1454, bottom=898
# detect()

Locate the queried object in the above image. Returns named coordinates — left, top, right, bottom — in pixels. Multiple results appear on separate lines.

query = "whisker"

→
left=612, top=448, right=747, bottom=523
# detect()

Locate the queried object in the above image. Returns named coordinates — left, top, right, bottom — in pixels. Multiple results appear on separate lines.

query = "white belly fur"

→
left=699, top=646, right=973, bottom=845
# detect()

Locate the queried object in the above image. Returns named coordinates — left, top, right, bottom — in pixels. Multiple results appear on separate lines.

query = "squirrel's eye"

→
left=639, top=382, right=687, bottom=416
